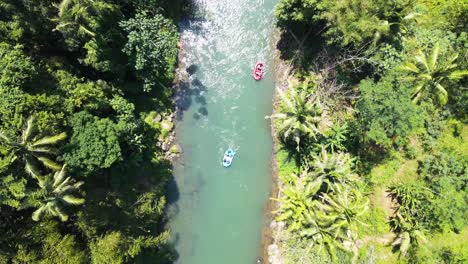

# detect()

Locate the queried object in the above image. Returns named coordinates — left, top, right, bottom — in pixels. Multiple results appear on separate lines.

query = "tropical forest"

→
left=270, top=0, right=467, bottom=263
left=0, top=0, right=466, bottom=264
left=0, top=0, right=182, bottom=263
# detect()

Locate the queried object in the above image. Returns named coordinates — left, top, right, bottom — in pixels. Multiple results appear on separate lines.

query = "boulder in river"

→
left=170, top=144, right=182, bottom=154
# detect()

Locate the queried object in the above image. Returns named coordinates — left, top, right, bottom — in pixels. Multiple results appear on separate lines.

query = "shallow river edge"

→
left=260, top=28, right=293, bottom=264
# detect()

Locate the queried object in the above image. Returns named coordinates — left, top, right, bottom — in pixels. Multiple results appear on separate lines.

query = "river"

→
left=167, top=0, right=277, bottom=263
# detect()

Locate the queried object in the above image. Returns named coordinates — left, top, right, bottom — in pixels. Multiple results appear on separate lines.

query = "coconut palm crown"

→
left=32, top=165, right=85, bottom=222
left=0, top=116, right=67, bottom=181
left=400, top=43, right=468, bottom=105
left=267, top=89, right=326, bottom=151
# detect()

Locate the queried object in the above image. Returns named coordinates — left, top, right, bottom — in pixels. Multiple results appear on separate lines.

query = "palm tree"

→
left=391, top=228, right=426, bottom=258
left=304, top=148, right=359, bottom=191
left=299, top=186, right=368, bottom=261
left=267, top=89, right=326, bottom=151
left=54, top=0, right=98, bottom=37
left=273, top=172, right=316, bottom=231
left=274, top=151, right=366, bottom=262
left=388, top=183, right=428, bottom=258
left=0, top=116, right=66, bottom=180
left=400, top=43, right=468, bottom=105
left=324, top=122, right=348, bottom=153
left=32, top=165, right=85, bottom=222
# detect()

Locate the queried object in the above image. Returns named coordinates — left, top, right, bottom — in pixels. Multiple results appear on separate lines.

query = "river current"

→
left=168, top=1, right=277, bottom=263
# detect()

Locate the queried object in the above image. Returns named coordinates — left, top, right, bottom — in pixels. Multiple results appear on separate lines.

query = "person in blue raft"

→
left=223, top=148, right=235, bottom=167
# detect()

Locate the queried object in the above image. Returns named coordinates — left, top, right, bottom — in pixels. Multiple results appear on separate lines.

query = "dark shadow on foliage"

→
left=74, top=121, right=176, bottom=263
left=276, top=26, right=325, bottom=70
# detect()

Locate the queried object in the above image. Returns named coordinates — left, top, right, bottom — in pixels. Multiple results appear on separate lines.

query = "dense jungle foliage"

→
left=0, top=0, right=186, bottom=263
left=272, top=0, right=467, bottom=263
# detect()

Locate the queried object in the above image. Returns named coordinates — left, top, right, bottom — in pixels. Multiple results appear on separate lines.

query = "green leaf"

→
left=22, top=116, right=35, bottom=144
left=429, top=43, right=440, bottom=71
left=435, top=83, right=448, bottom=105
left=31, top=132, right=67, bottom=147
left=53, top=165, right=67, bottom=187
left=0, top=130, right=10, bottom=143
left=36, top=156, right=62, bottom=171
left=448, top=69, right=468, bottom=80
left=32, top=205, right=47, bottom=221
left=62, top=195, right=85, bottom=205
left=50, top=203, right=69, bottom=222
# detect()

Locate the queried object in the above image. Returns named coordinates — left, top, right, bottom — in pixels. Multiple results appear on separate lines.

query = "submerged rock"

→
left=170, top=144, right=182, bottom=154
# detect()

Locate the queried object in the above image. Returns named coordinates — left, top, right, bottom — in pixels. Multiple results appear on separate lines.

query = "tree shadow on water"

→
left=174, top=73, right=208, bottom=121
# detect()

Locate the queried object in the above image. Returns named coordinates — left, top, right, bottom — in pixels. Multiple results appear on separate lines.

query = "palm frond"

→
left=21, top=116, right=36, bottom=144
left=277, top=88, right=294, bottom=110
left=435, top=83, right=448, bottom=105
left=54, top=176, right=72, bottom=193
left=62, top=195, right=85, bottom=205
left=0, top=130, right=10, bottom=143
left=411, top=83, right=425, bottom=102
left=31, top=132, right=67, bottom=147
left=36, top=156, right=62, bottom=171
left=25, top=155, right=44, bottom=180
left=78, top=25, right=96, bottom=37
left=29, top=147, right=57, bottom=155
left=428, top=43, right=439, bottom=71
left=399, top=232, right=411, bottom=257
left=53, top=165, right=67, bottom=187
left=414, top=51, right=430, bottom=73
left=57, top=0, right=74, bottom=17
left=50, top=203, right=69, bottom=222
left=448, top=69, right=468, bottom=80
left=32, top=205, right=48, bottom=221
left=400, top=62, right=420, bottom=73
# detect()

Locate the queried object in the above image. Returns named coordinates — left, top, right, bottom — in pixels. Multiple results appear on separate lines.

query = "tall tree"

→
left=54, top=0, right=98, bottom=49
left=0, top=116, right=66, bottom=180
left=356, top=75, right=423, bottom=150
left=400, top=43, right=468, bottom=105
left=267, top=89, right=327, bottom=151
left=120, top=12, right=179, bottom=92
left=31, top=165, right=85, bottom=221
left=275, top=149, right=367, bottom=261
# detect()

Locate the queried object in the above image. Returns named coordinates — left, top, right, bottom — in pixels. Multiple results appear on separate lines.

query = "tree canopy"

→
left=0, top=0, right=182, bottom=262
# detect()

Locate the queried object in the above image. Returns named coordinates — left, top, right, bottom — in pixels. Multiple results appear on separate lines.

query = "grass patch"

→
left=357, top=243, right=398, bottom=264
left=391, top=159, right=419, bottom=185
left=276, top=146, right=300, bottom=178
left=360, top=206, right=390, bottom=237
left=412, top=228, right=468, bottom=263
left=435, top=121, right=467, bottom=156
left=367, top=152, right=403, bottom=186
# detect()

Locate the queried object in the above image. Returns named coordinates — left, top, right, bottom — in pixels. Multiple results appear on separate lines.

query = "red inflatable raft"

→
left=253, top=62, right=265, bottom=81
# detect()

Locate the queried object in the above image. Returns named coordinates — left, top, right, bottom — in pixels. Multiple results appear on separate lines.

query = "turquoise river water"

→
left=167, top=0, right=278, bottom=263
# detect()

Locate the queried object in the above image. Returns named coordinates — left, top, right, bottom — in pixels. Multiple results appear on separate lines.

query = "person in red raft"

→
left=253, top=62, right=265, bottom=81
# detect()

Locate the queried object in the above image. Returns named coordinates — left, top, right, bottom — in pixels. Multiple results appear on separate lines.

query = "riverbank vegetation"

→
left=0, top=0, right=185, bottom=262
left=271, top=0, right=467, bottom=263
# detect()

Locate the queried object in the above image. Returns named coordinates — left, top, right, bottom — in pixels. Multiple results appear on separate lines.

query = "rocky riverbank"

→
left=260, top=29, right=294, bottom=264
